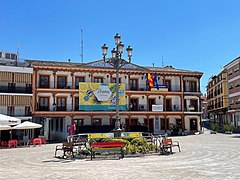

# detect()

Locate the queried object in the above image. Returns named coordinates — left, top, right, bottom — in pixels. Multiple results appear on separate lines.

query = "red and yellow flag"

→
left=148, top=73, right=154, bottom=87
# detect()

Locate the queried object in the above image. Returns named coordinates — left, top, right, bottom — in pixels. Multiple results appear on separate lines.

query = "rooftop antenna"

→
left=80, top=28, right=84, bottom=63
left=162, top=56, right=164, bottom=67
left=16, top=42, right=21, bottom=66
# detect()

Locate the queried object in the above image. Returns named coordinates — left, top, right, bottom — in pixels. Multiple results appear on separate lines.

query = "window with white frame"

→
left=236, top=81, right=240, bottom=87
left=234, top=65, right=239, bottom=72
left=228, top=69, right=233, bottom=76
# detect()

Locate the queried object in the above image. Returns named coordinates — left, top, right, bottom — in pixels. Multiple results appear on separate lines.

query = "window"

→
left=57, top=76, right=67, bottom=89
left=236, top=81, right=240, bottom=87
left=234, top=66, right=239, bottom=72
left=166, top=98, right=172, bottom=111
left=165, top=80, right=171, bottom=91
left=7, top=106, right=14, bottom=116
left=26, top=84, right=32, bottom=93
left=130, top=79, right=138, bottom=90
left=39, top=75, right=50, bottom=88
left=75, top=76, right=85, bottom=89
left=176, top=119, right=182, bottom=129
left=25, top=106, right=31, bottom=116
left=230, top=99, right=234, bottom=105
left=8, top=83, right=15, bottom=92
left=74, top=119, right=84, bottom=126
left=94, top=77, right=103, bottom=83
left=75, top=97, right=79, bottom=111
left=92, top=118, right=102, bottom=126
left=228, top=69, right=233, bottom=76
left=60, top=118, right=63, bottom=132
left=10, top=54, right=17, bottom=60
left=161, top=118, right=169, bottom=130
left=39, top=97, right=49, bottom=111
left=189, top=81, right=197, bottom=92
left=57, top=97, right=66, bottom=111
left=56, top=119, right=59, bottom=131
left=5, top=53, right=10, bottom=59
left=112, top=78, right=122, bottom=83
left=236, top=98, right=240, bottom=104
left=51, top=119, right=54, bottom=131
left=190, top=99, right=198, bottom=112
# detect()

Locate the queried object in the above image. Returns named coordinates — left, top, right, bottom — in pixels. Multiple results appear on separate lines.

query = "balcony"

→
left=126, top=84, right=181, bottom=92
left=184, top=106, right=198, bottom=112
left=184, top=86, right=199, bottom=93
left=37, top=106, right=49, bottom=111
left=37, top=81, right=183, bottom=92
left=56, top=107, right=67, bottom=111
left=0, top=85, right=32, bottom=94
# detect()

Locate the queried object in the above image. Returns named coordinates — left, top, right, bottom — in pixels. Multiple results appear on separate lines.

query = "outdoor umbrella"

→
left=12, top=121, right=42, bottom=143
left=12, top=121, right=42, bottom=130
left=0, top=124, right=12, bottom=130
left=0, top=114, right=21, bottom=126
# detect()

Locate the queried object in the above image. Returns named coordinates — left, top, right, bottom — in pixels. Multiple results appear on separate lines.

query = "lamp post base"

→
left=113, top=128, right=122, bottom=138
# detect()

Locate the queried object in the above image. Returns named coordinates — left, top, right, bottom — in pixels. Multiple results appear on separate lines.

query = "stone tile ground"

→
left=0, top=129, right=240, bottom=180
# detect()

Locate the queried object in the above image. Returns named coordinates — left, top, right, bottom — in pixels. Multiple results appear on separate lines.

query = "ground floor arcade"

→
left=34, top=113, right=201, bottom=141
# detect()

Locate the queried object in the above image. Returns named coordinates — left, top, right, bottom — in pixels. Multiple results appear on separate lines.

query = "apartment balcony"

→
left=37, top=106, right=50, bottom=111
left=36, top=104, right=182, bottom=113
left=14, top=112, right=32, bottom=117
left=0, top=85, right=32, bottom=94
left=184, top=106, right=199, bottom=112
left=37, top=81, right=183, bottom=92
left=184, top=86, right=200, bottom=93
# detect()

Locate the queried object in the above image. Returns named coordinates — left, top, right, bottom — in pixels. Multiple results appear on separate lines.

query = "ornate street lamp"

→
left=101, top=33, right=133, bottom=137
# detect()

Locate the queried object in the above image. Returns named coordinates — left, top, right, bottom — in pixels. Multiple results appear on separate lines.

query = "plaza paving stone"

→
left=0, top=129, right=240, bottom=180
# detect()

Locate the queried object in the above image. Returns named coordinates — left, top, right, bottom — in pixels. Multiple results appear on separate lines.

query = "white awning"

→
left=12, top=121, right=42, bottom=130
left=0, top=124, right=12, bottom=130
left=0, top=114, right=21, bottom=126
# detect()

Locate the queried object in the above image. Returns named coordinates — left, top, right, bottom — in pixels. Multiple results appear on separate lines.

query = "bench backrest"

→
left=8, top=140, right=16, bottom=144
left=91, top=142, right=124, bottom=148
left=162, top=138, right=172, bottom=146
left=62, top=142, right=73, bottom=148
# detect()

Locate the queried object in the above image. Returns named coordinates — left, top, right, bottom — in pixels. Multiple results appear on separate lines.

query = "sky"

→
left=1, top=0, right=240, bottom=93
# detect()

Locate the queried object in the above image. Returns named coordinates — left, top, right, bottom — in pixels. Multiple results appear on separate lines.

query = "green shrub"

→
left=129, top=144, right=138, bottom=154
left=223, top=124, right=234, bottom=132
left=88, top=137, right=156, bottom=154
left=210, top=123, right=219, bottom=131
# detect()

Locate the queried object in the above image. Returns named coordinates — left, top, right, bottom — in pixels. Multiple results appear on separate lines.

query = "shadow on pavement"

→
left=42, top=157, right=75, bottom=163
left=231, top=135, right=240, bottom=138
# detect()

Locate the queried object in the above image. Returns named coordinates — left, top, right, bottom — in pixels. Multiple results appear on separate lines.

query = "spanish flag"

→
left=147, top=73, right=154, bottom=88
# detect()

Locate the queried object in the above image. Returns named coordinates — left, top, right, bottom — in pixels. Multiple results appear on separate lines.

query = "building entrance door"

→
left=144, top=118, right=154, bottom=133
left=190, top=119, right=198, bottom=131
left=148, top=99, right=156, bottom=111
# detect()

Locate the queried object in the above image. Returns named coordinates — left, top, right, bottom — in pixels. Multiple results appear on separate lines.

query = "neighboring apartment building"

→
left=200, top=95, right=208, bottom=119
left=224, top=57, right=240, bottom=130
left=206, top=69, right=229, bottom=126
left=28, top=59, right=203, bottom=141
left=0, top=51, right=33, bottom=122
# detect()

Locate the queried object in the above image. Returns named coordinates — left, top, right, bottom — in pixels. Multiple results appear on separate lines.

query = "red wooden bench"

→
left=1, top=141, right=8, bottom=148
left=41, top=138, right=46, bottom=144
left=90, top=141, right=124, bottom=160
left=33, top=138, right=42, bottom=146
left=161, top=138, right=181, bottom=154
left=8, top=140, right=17, bottom=148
